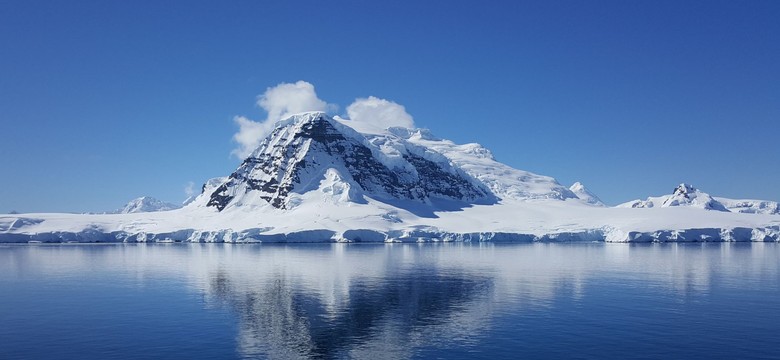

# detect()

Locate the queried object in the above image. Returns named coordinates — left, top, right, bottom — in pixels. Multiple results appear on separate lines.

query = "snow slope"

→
left=2, top=113, right=779, bottom=243
left=617, top=184, right=780, bottom=215
left=715, top=198, right=780, bottom=215
left=569, top=182, right=605, bottom=206
left=182, top=177, right=228, bottom=206
left=116, top=196, right=181, bottom=214
left=617, top=184, right=728, bottom=211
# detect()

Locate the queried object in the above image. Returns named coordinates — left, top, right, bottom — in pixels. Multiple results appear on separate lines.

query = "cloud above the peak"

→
left=231, top=115, right=274, bottom=159
left=231, top=81, right=335, bottom=158
left=346, top=96, right=415, bottom=129
left=259, top=81, right=336, bottom=123
left=230, top=83, right=415, bottom=159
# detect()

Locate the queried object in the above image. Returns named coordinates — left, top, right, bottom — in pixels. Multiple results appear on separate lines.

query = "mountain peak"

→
left=570, top=182, right=585, bottom=192
left=662, top=183, right=727, bottom=211
left=618, top=183, right=728, bottom=211
left=671, top=183, right=696, bottom=197
left=207, top=113, right=493, bottom=211
left=569, top=182, right=605, bottom=206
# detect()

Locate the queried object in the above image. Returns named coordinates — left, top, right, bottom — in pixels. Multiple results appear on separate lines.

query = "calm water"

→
left=1, top=242, right=779, bottom=359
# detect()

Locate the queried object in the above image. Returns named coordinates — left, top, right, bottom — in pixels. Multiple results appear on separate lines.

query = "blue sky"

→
left=1, top=1, right=778, bottom=213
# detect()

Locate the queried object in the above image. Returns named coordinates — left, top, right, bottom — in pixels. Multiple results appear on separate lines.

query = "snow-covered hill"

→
left=1, top=112, right=779, bottom=243
left=116, top=196, right=180, bottom=214
left=617, top=184, right=728, bottom=211
left=569, top=182, right=605, bottom=207
left=615, top=184, right=780, bottom=215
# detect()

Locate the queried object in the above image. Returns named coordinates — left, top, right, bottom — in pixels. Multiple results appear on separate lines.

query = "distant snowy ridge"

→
left=616, top=183, right=780, bottom=214
left=715, top=197, right=780, bottom=215
left=2, top=112, right=779, bottom=243
left=116, top=196, right=180, bottom=214
left=617, top=184, right=727, bottom=211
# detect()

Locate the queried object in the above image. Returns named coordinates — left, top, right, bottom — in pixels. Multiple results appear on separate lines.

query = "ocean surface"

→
left=1, top=242, right=779, bottom=359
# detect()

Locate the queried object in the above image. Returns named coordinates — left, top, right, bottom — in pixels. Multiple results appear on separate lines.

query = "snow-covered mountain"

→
left=617, top=184, right=729, bottom=211
left=617, top=184, right=780, bottom=215
left=1, top=112, right=779, bottom=243
left=116, top=196, right=180, bottom=214
left=205, top=113, right=497, bottom=211
left=569, top=182, right=605, bottom=207
left=617, top=183, right=779, bottom=215
left=202, top=113, right=578, bottom=212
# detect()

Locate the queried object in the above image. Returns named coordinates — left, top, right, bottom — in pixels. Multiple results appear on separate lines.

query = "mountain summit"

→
left=206, top=112, right=573, bottom=211
left=569, top=182, right=605, bottom=206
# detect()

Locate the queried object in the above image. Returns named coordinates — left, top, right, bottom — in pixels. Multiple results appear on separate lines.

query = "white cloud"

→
left=231, top=81, right=335, bottom=158
left=231, top=115, right=276, bottom=158
left=184, top=181, right=195, bottom=198
left=258, top=81, right=335, bottom=123
left=346, top=96, right=415, bottom=129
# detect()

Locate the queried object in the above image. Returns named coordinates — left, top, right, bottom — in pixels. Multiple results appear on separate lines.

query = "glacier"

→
left=2, top=112, right=779, bottom=243
left=116, top=196, right=181, bottom=214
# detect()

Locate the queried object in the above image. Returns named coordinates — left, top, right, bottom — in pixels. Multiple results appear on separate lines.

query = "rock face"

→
left=207, top=112, right=492, bottom=211
left=117, top=197, right=180, bottom=214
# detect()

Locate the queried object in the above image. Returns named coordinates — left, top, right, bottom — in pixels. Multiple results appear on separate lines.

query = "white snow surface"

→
left=116, top=196, right=181, bottom=214
left=332, top=116, right=576, bottom=202
left=715, top=197, right=780, bottom=215
left=569, top=182, right=605, bottom=207
left=182, top=177, right=228, bottom=206
left=2, top=113, right=779, bottom=243
left=617, top=184, right=728, bottom=211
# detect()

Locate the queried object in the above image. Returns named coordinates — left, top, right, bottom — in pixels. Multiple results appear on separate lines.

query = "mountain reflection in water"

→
left=207, top=246, right=494, bottom=359
left=1, top=242, right=780, bottom=360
